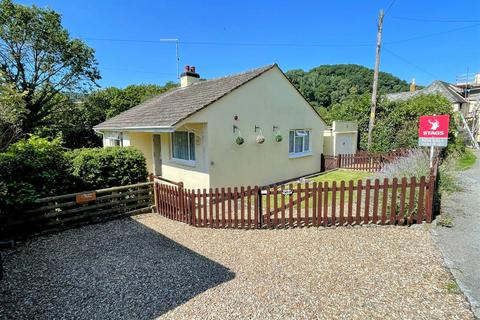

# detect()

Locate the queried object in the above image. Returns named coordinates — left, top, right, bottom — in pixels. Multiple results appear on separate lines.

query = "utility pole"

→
left=367, top=9, right=384, bottom=150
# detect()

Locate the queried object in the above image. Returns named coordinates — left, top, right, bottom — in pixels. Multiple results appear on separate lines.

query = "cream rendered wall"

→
left=128, top=132, right=154, bottom=172
left=323, top=130, right=334, bottom=156
left=180, top=66, right=327, bottom=188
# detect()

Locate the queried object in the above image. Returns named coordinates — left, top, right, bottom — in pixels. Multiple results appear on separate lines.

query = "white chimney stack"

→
left=180, top=65, right=200, bottom=87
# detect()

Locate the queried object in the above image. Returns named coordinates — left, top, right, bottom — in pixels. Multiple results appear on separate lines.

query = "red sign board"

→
left=418, top=115, right=449, bottom=147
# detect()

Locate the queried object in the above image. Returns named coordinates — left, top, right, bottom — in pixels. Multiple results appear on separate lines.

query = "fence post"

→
left=426, top=175, right=434, bottom=223
left=153, top=181, right=158, bottom=213
left=257, top=187, right=263, bottom=229
left=337, top=154, right=342, bottom=168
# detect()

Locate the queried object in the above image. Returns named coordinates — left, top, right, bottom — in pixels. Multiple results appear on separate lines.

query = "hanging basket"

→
left=233, top=126, right=245, bottom=145
left=235, top=135, right=245, bottom=145
left=256, top=129, right=265, bottom=144
left=274, top=131, right=283, bottom=142
left=256, top=136, right=265, bottom=144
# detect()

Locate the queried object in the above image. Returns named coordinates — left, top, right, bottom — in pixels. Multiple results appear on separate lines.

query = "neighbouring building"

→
left=94, top=64, right=330, bottom=189
left=387, top=75, right=480, bottom=142
left=386, top=80, right=470, bottom=116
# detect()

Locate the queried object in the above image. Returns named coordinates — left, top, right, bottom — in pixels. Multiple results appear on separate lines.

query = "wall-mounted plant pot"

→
left=275, top=134, right=283, bottom=142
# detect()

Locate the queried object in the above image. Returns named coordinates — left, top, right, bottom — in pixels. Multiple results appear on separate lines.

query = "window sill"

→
left=170, top=158, right=196, bottom=167
left=288, top=151, right=312, bottom=159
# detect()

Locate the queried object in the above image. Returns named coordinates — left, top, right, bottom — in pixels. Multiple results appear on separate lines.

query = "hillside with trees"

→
left=286, top=64, right=410, bottom=111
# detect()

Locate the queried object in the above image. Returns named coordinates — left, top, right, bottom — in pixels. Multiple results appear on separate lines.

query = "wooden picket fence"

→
left=1, top=182, right=154, bottom=240
left=154, top=173, right=436, bottom=229
left=325, top=149, right=411, bottom=172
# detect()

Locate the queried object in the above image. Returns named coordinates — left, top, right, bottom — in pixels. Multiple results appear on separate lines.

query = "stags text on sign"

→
left=418, top=115, right=449, bottom=147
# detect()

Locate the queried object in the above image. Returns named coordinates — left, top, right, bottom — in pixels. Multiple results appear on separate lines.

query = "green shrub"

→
left=69, top=147, right=148, bottom=190
left=0, top=136, right=79, bottom=211
left=438, top=154, right=460, bottom=193
left=375, top=149, right=430, bottom=181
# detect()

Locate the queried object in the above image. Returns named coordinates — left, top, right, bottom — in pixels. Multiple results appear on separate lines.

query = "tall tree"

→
left=0, top=70, right=25, bottom=150
left=0, top=0, right=100, bottom=134
left=37, top=83, right=178, bottom=149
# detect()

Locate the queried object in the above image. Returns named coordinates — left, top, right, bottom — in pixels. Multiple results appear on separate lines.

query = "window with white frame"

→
left=289, top=129, right=311, bottom=155
left=171, top=131, right=195, bottom=162
left=105, top=132, right=123, bottom=147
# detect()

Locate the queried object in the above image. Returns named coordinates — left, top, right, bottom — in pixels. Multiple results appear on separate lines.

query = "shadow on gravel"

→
left=0, top=217, right=235, bottom=319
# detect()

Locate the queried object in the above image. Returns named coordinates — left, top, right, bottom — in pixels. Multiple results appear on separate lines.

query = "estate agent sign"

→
left=418, top=115, right=449, bottom=147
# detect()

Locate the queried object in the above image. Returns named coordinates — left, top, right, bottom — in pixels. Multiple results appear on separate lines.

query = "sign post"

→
left=418, top=114, right=450, bottom=167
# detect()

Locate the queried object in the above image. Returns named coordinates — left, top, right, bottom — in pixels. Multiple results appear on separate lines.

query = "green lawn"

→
left=457, top=149, right=477, bottom=170
left=263, top=169, right=373, bottom=210
left=309, top=169, right=372, bottom=185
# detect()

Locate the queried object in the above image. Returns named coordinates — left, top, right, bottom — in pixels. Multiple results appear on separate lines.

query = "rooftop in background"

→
left=386, top=80, right=467, bottom=103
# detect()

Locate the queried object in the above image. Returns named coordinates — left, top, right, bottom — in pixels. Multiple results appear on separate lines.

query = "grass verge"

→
left=457, top=149, right=476, bottom=170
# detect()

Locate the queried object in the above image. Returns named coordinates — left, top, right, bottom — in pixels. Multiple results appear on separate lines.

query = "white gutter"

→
left=94, top=126, right=175, bottom=133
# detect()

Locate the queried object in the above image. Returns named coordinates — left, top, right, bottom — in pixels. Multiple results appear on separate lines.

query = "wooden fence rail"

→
left=323, top=149, right=411, bottom=172
left=154, top=173, right=436, bottom=229
left=1, top=182, right=154, bottom=240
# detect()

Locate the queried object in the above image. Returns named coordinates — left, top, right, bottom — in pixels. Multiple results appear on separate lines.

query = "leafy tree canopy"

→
left=325, top=93, right=455, bottom=152
left=0, top=0, right=100, bottom=134
left=0, top=70, right=26, bottom=150
left=286, top=64, right=410, bottom=109
left=36, top=83, right=177, bottom=149
left=85, top=82, right=177, bottom=119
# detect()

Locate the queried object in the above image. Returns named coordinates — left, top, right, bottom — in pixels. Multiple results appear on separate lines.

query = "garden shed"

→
left=323, top=121, right=358, bottom=156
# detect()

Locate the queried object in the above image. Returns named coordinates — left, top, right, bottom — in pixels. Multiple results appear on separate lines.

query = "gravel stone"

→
left=0, top=213, right=474, bottom=319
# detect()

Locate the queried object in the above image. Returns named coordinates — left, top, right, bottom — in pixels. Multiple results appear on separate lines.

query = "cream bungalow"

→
left=94, top=64, right=328, bottom=189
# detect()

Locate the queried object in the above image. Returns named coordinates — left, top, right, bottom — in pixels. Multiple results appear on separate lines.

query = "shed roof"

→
left=94, top=64, right=276, bottom=130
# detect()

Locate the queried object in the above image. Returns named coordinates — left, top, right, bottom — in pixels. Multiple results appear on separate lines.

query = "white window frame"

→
left=289, top=129, right=312, bottom=158
left=170, top=131, right=196, bottom=167
left=106, top=132, right=123, bottom=147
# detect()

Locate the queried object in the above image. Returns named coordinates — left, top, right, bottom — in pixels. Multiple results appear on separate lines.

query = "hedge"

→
left=0, top=136, right=148, bottom=214
left=0, top=136, right=79, bottom=209
left=69, top=147, right=148, bottom=190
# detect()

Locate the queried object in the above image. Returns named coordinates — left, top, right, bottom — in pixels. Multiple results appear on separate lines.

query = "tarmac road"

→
left=433, top=150, right=480, bottom=318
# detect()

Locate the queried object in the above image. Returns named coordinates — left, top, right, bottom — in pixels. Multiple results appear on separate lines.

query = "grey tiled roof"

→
left=386, top=80, right=467, bottom=103
left=94, top=64, right=276, bottom=130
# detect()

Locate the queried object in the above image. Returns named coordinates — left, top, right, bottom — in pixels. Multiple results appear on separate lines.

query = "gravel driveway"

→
left=1, top=213, right=474, bottom=319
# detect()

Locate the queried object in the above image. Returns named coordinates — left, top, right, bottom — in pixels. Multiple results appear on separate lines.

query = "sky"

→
left=18, top=0, right=480, bottom=88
